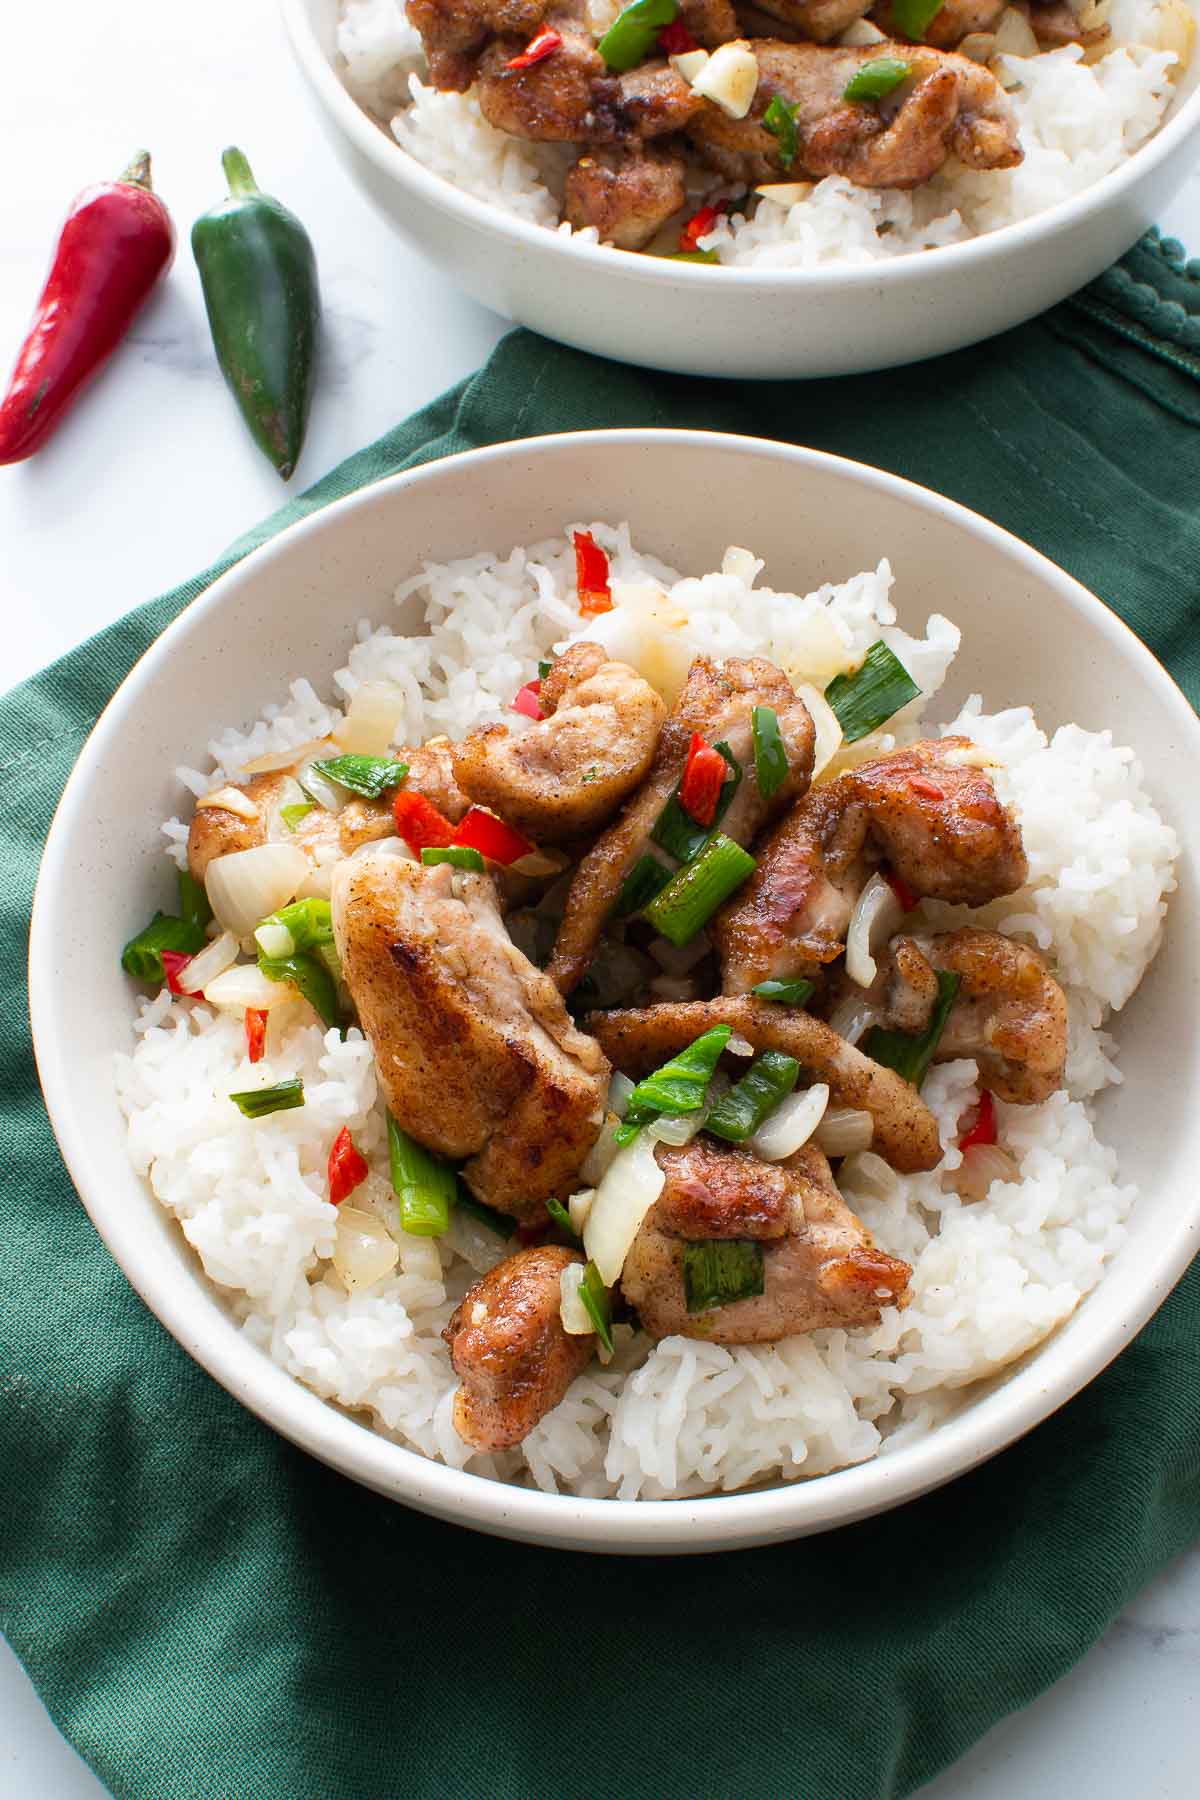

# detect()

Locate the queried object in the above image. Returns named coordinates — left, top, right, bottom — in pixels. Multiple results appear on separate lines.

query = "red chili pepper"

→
left=573, top=530, right=613, bottom=617
left=245, top=1008, right=267, bottom=1064
left=0, top=152, right=174, bottom=466
left=453, top=806, right=535, bottom=866
left=505, top=26, right=563, bottom=69
left=679, top=202, right=723, bottom=254
left=327, top=1126, right=369, bottom=1207
left=909, top=776, right=946, bottom=801
left=958, top=1089, right=997, bottom=1152
left=393, top=789, right=456, bottom=853
left=884, top=867, right=917, bottom=913
left=658, top=20, right=698, bottom=51
left=160, top=951, right=193, bottom=996
left=511, top=680, right=543, bottom=720
left=679, top=734, right=727, bottom=827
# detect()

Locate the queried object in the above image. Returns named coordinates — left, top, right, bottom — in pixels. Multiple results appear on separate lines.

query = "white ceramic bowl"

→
left=282, top=0, right=1200, bottom=378
left=30, top=430, right=1200, bottom=1553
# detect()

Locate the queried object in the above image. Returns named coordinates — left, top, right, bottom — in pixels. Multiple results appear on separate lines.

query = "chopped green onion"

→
left=178, top=868, right=212, bottom=932
left=457, top=1191, right=517, bottom=1239
left=751, top=706, right=788, bottom=803
left=652, top=740, right=741, bottom=863
left=863, top=970, right=961, bottom=1088
left=387, top=1115, right=458, bottom=1237
left=752, top=978, right=815, bottom=1007
left=614, top=852, right=673, bottom=919
left=642, top=833, right=756, bottom=947
left=682, top=1239, right=764, bottom=1313
left=280, top=801, right=315, bottom=832
left=597, top=0, right=676, bottom=72
left=537, top=659, right=553, bottom=681
left=843, top=56, right=912, bottom=101
left=421, top=845, right=486, bottom=872
left=671, top=249, right=720, bottom=264
left=578, top=1261, right=614, bottom=1353
left=889, top=0, right=945, bottom=38
left=824, top=640, right=921, bottom=745
left=546, top=1197, right=581, bottom=1242
left=257, top=950, right=340, bottom=1030
left=763, top=94, right=799, bottom=169
left=120, top=910, right=207, bottom=983
left=706, top=1050, right=800, bottom=1143
left=308, top=754, right=410, bottom=799
left=615, top=1025, right=732, bottom=1147
left=229, top=1077, right=305, bottom=1120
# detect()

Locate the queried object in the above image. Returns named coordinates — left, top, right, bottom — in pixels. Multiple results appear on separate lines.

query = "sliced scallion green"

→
left=308, top=753, right=410, bottom=799
left=843, top=56, right=912, bottom=101
left=642, top=833, right=756, bottom=947
left=457, top=1191, right=517, bottom=1239
left=763, top=94, right=799, bottom=169
left=178, top=868, right=212, bottom=932
left=387, top=1115, right=458, bottom=1237
left=546, top=1197, right=581, bottom=1243
left=614, top=851, right=673, bottom=919
left=537, top=659, right=553, bottom=681
left=280, top=801, right=315, bottom=832
left=120, top=911, right=207, bottom=983
left=752, top=978, right=815, bottom=1007
left=705, top=1050, right=800, bottom=1143
left=683, top=1239, right=764, bottom=1313
left=651, top=740, right=741, bottom=863
left=863, top=970, right=961, bottom=1088
left=890, top=0, right=945, bottom=37
left=597, top=0, right=676, bottom=72
left=578, top=1261, right=614, bottom=1353
left=229, top=1077, right=305, bottom=1120
left=824, top=641, right=920, bottom=744
left=615, top=1025, right=732, bottom=1147
left=257, top=949, right=340, bottom=1030
left=671, top=249, right=720, bottom=264
left=751, top=706, right=788, bottom=803
left=421, top=845, right=485, bottom=872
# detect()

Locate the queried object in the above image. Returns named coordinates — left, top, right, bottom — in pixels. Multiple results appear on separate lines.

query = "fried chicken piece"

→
left=332, top=849, right=608, bottom=1218
left=565, top=146, right=688, bottom=248
left=451, top=642, right=667, bottom=839
left=1028, top=0, right=1110, bottom=48
left=548, top=655, right=815, bottom=994
left=477, top=24, right=700, bottom=143
left=622, top=1141, right=911, bottom=1342
left=588, top=995, right=942, bottom=1171
left=745, top=0, right=875, bottom=42
left=681, top=0, right=742, bottom=43
left=444, top=1245, right=594, bottom=1449
left=715, top=737, right=1027, bottom=993
left=687, top=40, right=1021, bottom=187
left=407, top=0, right=549, bottom=89
left=871, top=0, right=1005, bottom=47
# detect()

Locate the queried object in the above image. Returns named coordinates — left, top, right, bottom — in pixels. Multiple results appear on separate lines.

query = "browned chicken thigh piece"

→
left=745, top=0, right=875, bottom=42
left=407, top=0, right=549, bottom=89
left=565, top=146, right=688, bottom=248
left=477, top=26, right=700, bottom=142
left=444, top=1245, right=594, bottom=1449
left=548, top=655, right=816, bottom=994
left=589, top=995, right=943, bottom=1171
left=332, top=849, right=609, bottom=1218
left=715, top=737, right=1027, bottom=993
left=687, top=41, right=1021, bottom=187
left=871, top=0, right=1006, bottom=47
left=681, top=0, right=742, bottom=42
left=450, top=642, right=667, bottom=839
left=622, top=1141, right=912, bottom=1342
left=1028, top=0, right=1111, bottom=48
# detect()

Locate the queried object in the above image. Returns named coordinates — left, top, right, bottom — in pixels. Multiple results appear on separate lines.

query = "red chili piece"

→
left=574, top=530, right=613, bottom=616
left=160, top=951, right=193, bottom=996
left=909, top=776, right=945, bottom=800
left=679, top=202, right=723, bottom=253
left=958, top=1089, right=998, bottom=1152
left=393, top=789, right=456, bottom=853
left=0, top=152, right=175, bottom=465
left=679, top=734, right=727, bottom=826
left=328, top=1126, right=369, bottom=1206
left=505, top=26, right=563, bottom=69
left=884, top=867, right=917, bottom=913
left=511, top=679, right=544, bottom=720
left=658, top=21, right=697, bottom=51
left=453, top=806, right=535, bottom=866
left=245, top=1008, right=267, bottom=1064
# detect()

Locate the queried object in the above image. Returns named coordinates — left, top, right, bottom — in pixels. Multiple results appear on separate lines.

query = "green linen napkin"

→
left=3, top=231, right=1198, bottom=1800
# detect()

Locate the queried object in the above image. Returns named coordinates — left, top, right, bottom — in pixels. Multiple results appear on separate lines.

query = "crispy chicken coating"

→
left=746, top=0, right=875, bottom=41
left=444, top=1245, right=593, bottom=1449
left=565, top=146, right=688, bottom=248
left=477, top=32, right=700, bottom=143
left=406, top=0, right=549, bottom=89
left=871, top=0, right=1005, bottom=46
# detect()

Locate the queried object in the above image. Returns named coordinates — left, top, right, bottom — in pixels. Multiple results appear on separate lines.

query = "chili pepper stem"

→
left=118, top=150, right=154, bottom=190
left=221, top=147, right=259, bottom=198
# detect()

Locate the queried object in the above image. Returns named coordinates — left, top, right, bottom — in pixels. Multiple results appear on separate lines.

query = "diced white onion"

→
left=204, top=843, right=309, bottom=938
left=332, top=1205, right=398, bottom=1291
left=958, top=30, right=997, bottom=60
left=792, top=682, right=845, bottom=781
left=334, top=681, right=407, bottom=757
left=690, top=40, right=759, bottom=118
left=568, top=1187, right=595, bottom=1235
left=442, top=1206, right=510, bottom=1275
left=510, top=847, right=569, bottom=879
left=396, top=1231, right=442, bottom=1281
left=648, top=1110, right=705, bottom=1147
left=828, top=994, right=874, bottom=1046
left=754, top=182, right=815, bottom=206
left=203, top=962, right=294, bottom=1011
left=264, top=776, right=312, bottom=844
left=294, top=863, right=334, bottom=901
left=297, top=757, right=348, bottom=815
left=175, top=928, right=239, bottom=994
left=954, top=1142, right=1020, bottom=1202
left=814, top=1106, right=874, bottom=1156
left=840, top=17, right=887, bottom=43
left=721, top=545, right=762, bottom=585
left=649, top=931, right=711, bottom=975
left=584, top=1127, right=666, bottom=1286
left=669, top=47, right=710, bottom=81
left=238, top=738, right=329, bottom=777
left=350, top=834, right=413, bottom=862
left=608, top=1072, right=636, bottom=1119
left=845, top=870, right=903, bottom=989
left=749, top=1083, right=830, bottom=1160
left=992, top=6, right=1040, bottom=56
left=841, top=1148, right=898, bottom=1200
left=254, top=920, right=295, bottom=959
left=197, top=785, right=259, bottom=821
left=559, top=1262, right=594, bottom=1336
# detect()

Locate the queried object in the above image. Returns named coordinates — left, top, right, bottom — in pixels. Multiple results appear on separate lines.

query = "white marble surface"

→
left=1, top=0, right=1198, bottom=1793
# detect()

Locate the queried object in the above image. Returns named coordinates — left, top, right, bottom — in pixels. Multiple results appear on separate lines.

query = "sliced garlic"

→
left=755, top=182, right=816, bottom=205
left=197, top=785, right=259, bottom=821
left=840, top=17, right=887, bottom=44
left=669, top=48, right=710, bottom=81
left=690, top=40, right=759, bottom=119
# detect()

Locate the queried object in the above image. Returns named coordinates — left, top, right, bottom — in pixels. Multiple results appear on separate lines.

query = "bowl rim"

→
left=30, top=427, right=1200, bottom=1552
left=280, top=0, right=1200, bottom=293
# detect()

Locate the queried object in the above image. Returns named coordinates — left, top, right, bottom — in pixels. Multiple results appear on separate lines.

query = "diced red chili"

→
left=505, top=26, right=563, bottom=69
left=909, top=776, right=945, bottom=800
left=573, top=529, right=612, bottom=616
left=958, top=1089, right=997, bottom=1153
left=679, top=202, right=722, bottom=253
left=658, top=20, right=697, bottom=52
left=884, top=867, right=917, bottom=912
left=160, top=950, right=193, bottom=996
left=679, top=733, right=727, bottom=827
left=511, top=679, right=543, bottom=720
left=393, top=788, right=456, bottom=853
left=327, top=1126, right=369, bottom=1207
left=245, top=1008, right=267, bottom=1064
left=453, top=805, right=535, bottom=866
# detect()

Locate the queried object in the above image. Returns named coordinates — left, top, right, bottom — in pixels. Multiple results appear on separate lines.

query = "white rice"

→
left=334, top=0, right=1190, bottom=269
left=121, top=528, right=1177, bottom=1499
